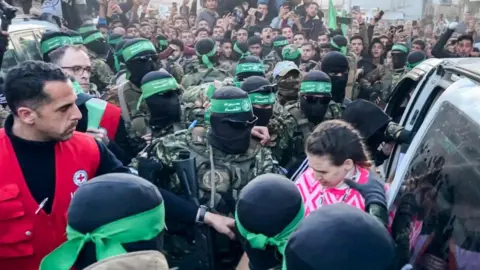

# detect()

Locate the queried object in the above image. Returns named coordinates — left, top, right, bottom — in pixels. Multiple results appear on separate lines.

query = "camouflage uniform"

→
left=272, top=73, right=302, bottom=116
left=88, top=51, right=115, bottom=92
left=379, top=69, right=404, bottom=106
left=345, top=51, right=359, bottom=100
left=181, top=60, right=231, bottom=90
left=162, top=59, right=185, bottom=83
left=263, top=50, right=282, bottom=74
left=271, top=101, right=343, bottom=167
left=356, top=64, right=388, bottom=102
left=300, top=60, right=320, bottom=73
left=87, top=83, right=101, bottom=98
left=218, top=59, right=235, bottom=74
left=0, top=106, right=9, bottom=128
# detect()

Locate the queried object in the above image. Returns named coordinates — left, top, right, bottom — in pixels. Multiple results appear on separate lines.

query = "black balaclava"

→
left=82, top=30, right=109, bottom=58
left=123, top=38, right=159, bottom=88
left=208, top=86, right=257, bottom=154
left=235, top=55, right=265, bottom=83
left=285, top=204, right=395, bottom=270
left=241, top=76, right=275, bottom=126
left=321, top=51, right=349, bottom=103
left=67, top=173, right=165, bottom=270
left=232, top=41, right=250, bottom=61
left=236, top=174, right=304, bottom=270
left=299, top=70, right=333, bottom=125
left=391, top=43, right=409, bottom=70
left=40, top=31, right=73, bottom=62
left=330, top=35, right=348, bottom=55
left=406, top=51, right=427, bottom=71
left=272, top=35, right=288, bottom=55
left=342, top=99, right=390, bottom=156
left=65, top=29, right=84, bottom=45
left=140, top=71, right=181, bottom=131
left=282, top=44, right=301, bottom=66
left=156, top=34, right=169, bottom=53
left=196, top=38, right=217, bottom=68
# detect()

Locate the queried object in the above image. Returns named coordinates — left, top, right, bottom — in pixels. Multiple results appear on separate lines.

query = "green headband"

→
left=137, top=77, right=178, bottom=110
left=71, top=36, right=84, bottom=44
left=406, top=59, right=424, bottom=70
left=83, top=32, right=104, bottom=44
left=300, top=81, right=332, bottom=94
left=71, top=80, right=84, bottom=95
left=41, top=36, right=73, bottom=54
left=330, top=39, right=347, bottom=55
left=282, top=48, right=301, bottom=60
left=209, top=97, right=252, bottom=113
left=234, top=43, right=249, bottom=58
left=157, top=39, right=169, bottom=46
left=235, top=63, right=265, bottom=75
left=78, top=25, right=97, bottom=34
left=273, top=39, right=289, bottom=47
left=39, top=204, right=165, bottom=270
left=392, top=44, right=408, bottom=53
left=249, top=92, right=275, bottom=105
left=108, top=36, right=123, bottom=46
left=235, top=203, right=304, bottom=255
left=122, top=40, right=157, bottom=62
left=196, top=46, right=217, bottom=68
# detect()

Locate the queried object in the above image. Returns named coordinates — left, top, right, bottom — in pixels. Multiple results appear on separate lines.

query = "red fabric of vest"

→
left=99, top=102, right=121, bottom=140
left=0, top=130, right=100, bottom=270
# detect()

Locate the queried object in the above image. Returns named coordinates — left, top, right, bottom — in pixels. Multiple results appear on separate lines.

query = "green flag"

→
left=341, top=10, right=347, bottom=35
left=328, top=0, right=337, bottom=30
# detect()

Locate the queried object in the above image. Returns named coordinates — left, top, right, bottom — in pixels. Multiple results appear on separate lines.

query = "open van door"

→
left=388, top=80, right=480, bottom=269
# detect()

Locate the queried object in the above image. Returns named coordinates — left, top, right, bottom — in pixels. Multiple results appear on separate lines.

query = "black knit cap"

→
left=321, top=51, right=349, bottom=74
left=233, top=41, right=250, bottom=61
left=236, top=55, right=265, bottom=80
left=330, top=35, right=348, bottom=51
left=65, top=29, right=83, bottom=45
left=272, top=35, right=288, bottom=48
left=285, top=204, right=395, bottom=270
left=141, top=70, right=174, bottom=85
left=248, top=35, right=262, bottom=46
left=69, top=173, right=164, bottom=269
left=407, top=51, right=427, bottom=66
left=241, top=76, right=271, bottom=93
left=195, top=38, right=216, bottom=55
left=303, top=70, right=331, bottom=83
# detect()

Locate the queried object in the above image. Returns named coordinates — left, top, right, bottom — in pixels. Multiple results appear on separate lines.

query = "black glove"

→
left=345, top=173, right=387, bottom=210
left=0, top=31, right=8, bottom=53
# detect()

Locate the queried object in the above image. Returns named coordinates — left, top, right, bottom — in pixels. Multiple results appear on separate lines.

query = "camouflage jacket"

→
left=218, top=59, right=235, bottom=75
left=112, top=81, right=150, bottom=136
left=141, top=129, right=276, bottom=200
left=346, top=51, right=359, bottom=100
left=161, top=59, right=184, bottom=83
left=356, top=64, right=388, bottom=102
left=263, top=50, right=282, bottom=74
left=88, top=51, right=115, bottom=92
left=181, top=65, right=231, bottom=90
left=379, top=69, right=404, bottom=106
left=299, top=60, right=320, bottom=73
left=272, top=100, right=343, bottom=167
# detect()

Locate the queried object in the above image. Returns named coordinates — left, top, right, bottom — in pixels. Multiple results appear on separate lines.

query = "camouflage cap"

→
left=273, top=61, right=300, bottom=79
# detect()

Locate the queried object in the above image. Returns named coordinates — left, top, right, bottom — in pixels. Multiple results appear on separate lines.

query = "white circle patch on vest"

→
left=73, top=170, right=88, bottom=186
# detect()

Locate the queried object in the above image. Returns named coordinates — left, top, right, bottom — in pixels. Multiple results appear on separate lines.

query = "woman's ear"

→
left=343, top=158, right=355, bottom=172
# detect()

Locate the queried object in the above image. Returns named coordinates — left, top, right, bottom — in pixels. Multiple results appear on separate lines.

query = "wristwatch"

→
left=196, top=205, right=208, bottom=224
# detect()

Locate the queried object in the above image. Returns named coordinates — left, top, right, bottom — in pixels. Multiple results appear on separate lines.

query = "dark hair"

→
left=301, top=42, right=314, bottom=50
left=350, top=35, right=364, bottom=45
left=170, top=39, right=185, bottom=51
left=305, top=120, right=372, bottom=168
left=457, top=34, right=474, bottom=44
left=5, top=61, right=68, bottom=115
left=195, top=27, right=210, bottom=37
left=281, top=25, right=292, bottom=32
left=307, top=2, right=319, bottom=8
left=220, top=39, right=233, bottom=46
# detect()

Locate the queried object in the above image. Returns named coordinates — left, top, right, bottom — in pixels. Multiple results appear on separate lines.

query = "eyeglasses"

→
left=61, top=65, right=92, bottom=75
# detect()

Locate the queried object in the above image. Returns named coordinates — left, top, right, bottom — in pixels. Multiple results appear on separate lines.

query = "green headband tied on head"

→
left=406, top=60, right=424, bottom=71
left=300, top=81, right=332, bottom=95
left=41, top=36, right=73, bottom=54
left=39, top=203, right=166, bottom=270
left=282, top=48, right=301, bottom=60
left=137, top=77, right=178, bottom=110
left=84, top=32, right=105, bottom=45
left=392, top=44, right=408, bottom=53
left=235, top=203, right=304, bottom=255
left=273, top=39, right=289, bottom=47
left=78, top=25, right=97, bottom=34
left=249, top=92, right=275, bottom=105
left=196, top=46, right=217, bottom=68
left=330, top=39, right=347, bottom=55
left=234, top=43, right=249, bottom=58
left=71, top=36, right=84, bottom=44
left=209, top=97, right=252, bottom=113
left=235, top=63, right=265, bottom=75
left=157, top=39, right=169, bottom=47
left=122, top=40, right=157, bottom=62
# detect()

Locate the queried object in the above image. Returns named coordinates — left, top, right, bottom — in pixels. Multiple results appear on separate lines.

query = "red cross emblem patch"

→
left=73, top=170, right=88, bottom=186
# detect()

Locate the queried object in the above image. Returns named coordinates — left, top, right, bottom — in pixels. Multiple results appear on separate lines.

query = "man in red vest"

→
left=0, top=61, right=236, bottom=270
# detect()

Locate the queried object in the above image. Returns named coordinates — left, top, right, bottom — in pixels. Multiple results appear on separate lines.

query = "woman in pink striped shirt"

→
left=295, top=120, right=385, bottom=218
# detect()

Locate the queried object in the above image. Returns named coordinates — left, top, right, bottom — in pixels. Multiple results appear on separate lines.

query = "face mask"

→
left=208, top=115, right=256, bottom=154
left=145, top=92, right=181, bottom=130
left=252, top=107, right=273, bottom=126
left=392, top=53, right=407, bottom=70
left=88, top=40, right=109, bottom=58
left=300, top=96, right=330, bottom=125
left=127, top=58, right=158, bottom=88
left=330, top=74, right=348, bottom=103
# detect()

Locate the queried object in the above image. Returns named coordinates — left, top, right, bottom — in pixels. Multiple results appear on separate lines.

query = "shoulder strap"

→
left=117, top=82, right=131, bottom=123
left=287, top=106, right=312, bottom=139
left=199, top=68, right=215, bottom=84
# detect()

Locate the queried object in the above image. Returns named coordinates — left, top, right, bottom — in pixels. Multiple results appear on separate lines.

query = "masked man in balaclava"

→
left=274, top=70, right=343, bottom=173
left=264, top=35, right=289, bottom=73
left=241, top=76, right=275, bottom=127
left=330, top=35, right=358, bottom=101
left=40, top=173, right=168, bottom=270
left=115, top=38, right=159, bottom=133
left=181, top=38, right=230, bottom=90
left=134, top=71, right=184, bottom=138
left=156, top=34, right=184, bottom=83
left=81, top=30, right=115, bottom=93
left=321, top=51, right=350, bottom=105
left=272, top=61, right=302, bottom=111
left=112, top=39, right=129, bottom=86
left=135, top=86, right=278, bottom=269
left=40, top=31, right=73, bottom=62
left=378, top=43, right=409, bottom=108
left=235, top=174, right=304, bottom=270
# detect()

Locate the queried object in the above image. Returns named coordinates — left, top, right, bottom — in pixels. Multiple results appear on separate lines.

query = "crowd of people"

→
left=0, top=0, right=478, bottom=269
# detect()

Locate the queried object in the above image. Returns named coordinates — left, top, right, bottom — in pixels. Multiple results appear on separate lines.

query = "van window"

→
left=394, top=101, right=480, bottom=269
left=17, top=32, right=42, bottom=61
left=1, top=39, right=18, bottom=71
